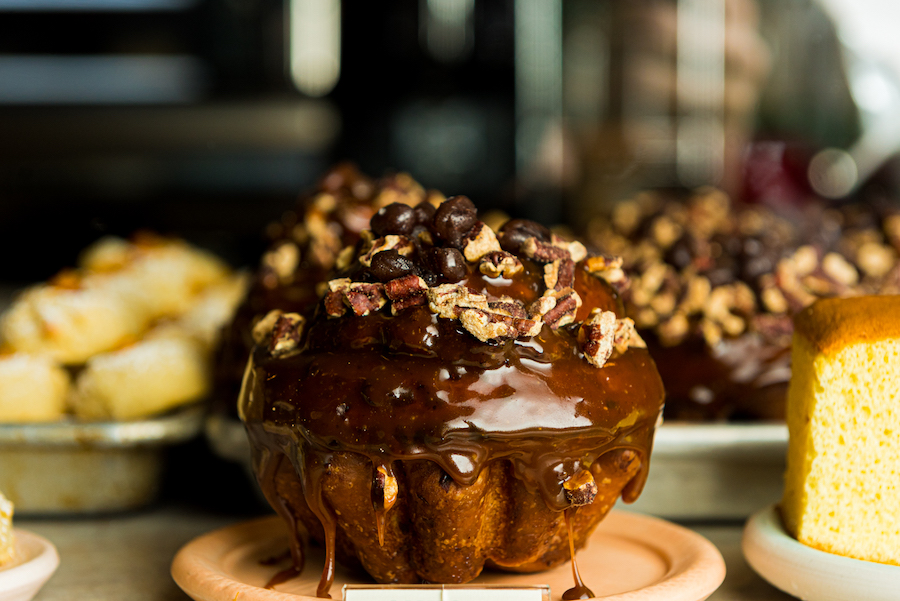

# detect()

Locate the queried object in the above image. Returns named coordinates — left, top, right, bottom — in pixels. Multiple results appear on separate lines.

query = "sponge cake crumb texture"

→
left=0, top=490, right=12, bottom=565
left=783, top=296, right=900, bottom=565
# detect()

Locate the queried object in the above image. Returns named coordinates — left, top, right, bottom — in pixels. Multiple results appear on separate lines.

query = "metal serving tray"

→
left=629, top=422, right=788, bottom=519
left=0, top=405, right=205, bottom=515
left=206, top=415, right=789, bottom=520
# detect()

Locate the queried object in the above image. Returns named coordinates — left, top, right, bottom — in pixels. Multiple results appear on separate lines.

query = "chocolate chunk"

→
left=412, top=200, right=437, bottom=226
left=370, top=250, right=418, bottom=282
left=371, top=203, right=417, bottom=237
left=429, top=247, right=467, bottom=282
left=433, top=196, right=478, bottom=248
left=498, top=219, right=552, bottom=253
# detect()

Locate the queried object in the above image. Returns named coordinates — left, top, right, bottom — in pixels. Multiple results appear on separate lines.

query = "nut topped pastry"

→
left=240, top=194, right=665, bottom=597
left=589, top=187, right=900, bottom=420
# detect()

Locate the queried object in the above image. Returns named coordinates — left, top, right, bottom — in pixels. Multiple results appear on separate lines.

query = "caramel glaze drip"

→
left=255, top=452, right=306, bottom=589
left=562, top=508, right=594, bottom=600
left=240, top=262, right=665, bottom=598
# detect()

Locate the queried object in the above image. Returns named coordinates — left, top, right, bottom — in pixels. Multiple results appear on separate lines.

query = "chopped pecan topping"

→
left=530, top=288, right=582, bottom=329
left=359, top=235, right=414, bottom=267
left=324, top=278, right=352, bottom=317
left=262, top=242, right=300, bottom=284
left=427, top=284, right=489, bottom=318
left=563, top=470, right=598, bottom=506
left=760, top=283, right=788, bottom=314
left=252, top=310, right=306, bottom=357
left=487, top=298, right=528, bottom=319
left=543, top=259, right=575, bottom=291
left=585, top=255, right=629, bottom=291
left=657, top=313, right=689, bottom=346
left=613, top=317, right=646, bottom=354
left=305, top=209, right=342, bottom=268
left=857, top=242, right=896, bottom=278
left=458, top=307, right=540, bottom=342
left=251, top=309, right=284, bottom=344
left=579, top=309, right=617, bottom=368
left=521, top=236, right=569, bottom=263
left=384, top=274, right=428, bottom=314
left=462, top=222, right=502, bottom=262
left=703, top=283, right=754, bottom=337
left=325, top=278, right=388, bottom=317
left=479, top=251, right=523, bottom=278
left=268, top=312, right=306, bottom=357
left=551, top=235, right=587, bottom=263
left=335, top=245, right=356, bottom=271
left=344, top=282, right=388, bottom=316
left=822, top=252, right=859, bottom=286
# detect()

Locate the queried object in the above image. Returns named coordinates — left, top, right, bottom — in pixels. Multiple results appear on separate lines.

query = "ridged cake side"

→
left=254, top=446, right=642, bottom=585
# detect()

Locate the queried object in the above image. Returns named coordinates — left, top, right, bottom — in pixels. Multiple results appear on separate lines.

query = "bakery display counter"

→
left=17, top=505, right=793, bottom=601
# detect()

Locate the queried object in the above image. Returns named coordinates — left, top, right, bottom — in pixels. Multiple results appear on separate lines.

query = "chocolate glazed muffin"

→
left=240, top=196, right=665, bottom=598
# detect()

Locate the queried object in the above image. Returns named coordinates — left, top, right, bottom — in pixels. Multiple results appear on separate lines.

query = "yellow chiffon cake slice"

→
left=0, top=490, right=12, bottom=566
left=782, top=295, right=900, bottom=565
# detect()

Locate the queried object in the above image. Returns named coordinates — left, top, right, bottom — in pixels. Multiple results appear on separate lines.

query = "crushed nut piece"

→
left=479, top=251, right=523, bottom=278
left=335, top=245, right=356, bottom=271
left=325, top=278, right=388, bottom=317
left=679, top=275, right=711, bottom=315
left=761, top=285, right=788, bottom=314
left=579, top=309, right=617, bottom=368
left=543, top=259, right=576, bottom=291
left=857, top=242, right=896, bottom=278
left=344, top=283, right=388, bottom=316
left=462, top=222, right=502, bottom=262
left=262, top=242, right=300, bottom=284
left=521, top=237, right=569, bottom=263
left=384, top=274, right=429, bottom=314
left=657, top=313, right=690, bottom=346
left=458, top=307, right=539, bottom=342
left=251, top=310, right=284, bottom=344
left=427, top=284, right=489, bottom=318
left=563, top=470, right=598, bottom=506
left=700, top=318, right=723, bottom=346
left=268, top=312, right=306, bottom=357
left=650, top=215, right=683, bottom=249
left=791, top=245, right=819, bottom=277
left=585, top=255, right=629, bottom=290
left=613, top=317, right=645, bottom=354
left=529, top=288, right=582, bottom=329
left=822, top=252, right=859, bottom=286
left=360, top=235, right=414, bottom=267
left=551, top=235, right=587, bottom=262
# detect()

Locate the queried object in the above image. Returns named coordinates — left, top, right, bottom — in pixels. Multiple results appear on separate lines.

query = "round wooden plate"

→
left=172, top=511, right=724, bottom=601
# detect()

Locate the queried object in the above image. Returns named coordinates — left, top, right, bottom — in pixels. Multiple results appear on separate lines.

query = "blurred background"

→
left=0, top=0, right=898, bottom=280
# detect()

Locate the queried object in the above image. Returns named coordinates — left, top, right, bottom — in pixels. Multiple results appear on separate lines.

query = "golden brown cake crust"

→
left=794, top=295, right=900, bottom=354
